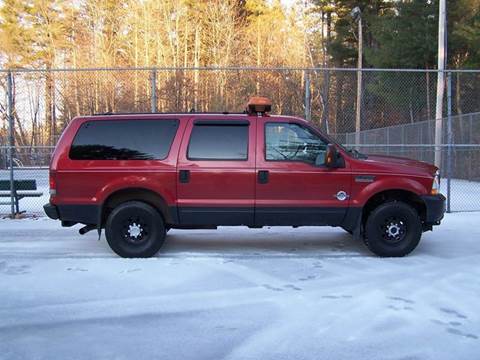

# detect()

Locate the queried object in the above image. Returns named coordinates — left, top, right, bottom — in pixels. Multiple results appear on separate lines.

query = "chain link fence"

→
left=1, top=67, right=479, bottom=216
left=334, top=112, right=480, bottom=212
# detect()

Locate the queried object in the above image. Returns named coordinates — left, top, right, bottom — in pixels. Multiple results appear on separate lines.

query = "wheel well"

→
left=362, top=189, right=426, bottom=225
left=101, top=188, right=172, bottom=227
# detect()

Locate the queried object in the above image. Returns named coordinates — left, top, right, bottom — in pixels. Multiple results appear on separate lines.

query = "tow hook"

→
left=79, top=224, right=96, bottom=235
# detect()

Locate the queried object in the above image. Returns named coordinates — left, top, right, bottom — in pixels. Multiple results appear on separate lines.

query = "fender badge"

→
left=336, top=191, right=348, bottom=201
left=355, top=175, right=375, bottom=183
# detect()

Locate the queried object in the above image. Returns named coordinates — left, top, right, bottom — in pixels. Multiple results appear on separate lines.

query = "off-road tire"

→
left=105, top=201, right=166, bottom=258
left=364, top=201, right=422, bottom=257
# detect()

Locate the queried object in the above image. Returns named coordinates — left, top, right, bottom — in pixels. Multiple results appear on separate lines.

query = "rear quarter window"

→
left=69, top=119, right=178, bottom=160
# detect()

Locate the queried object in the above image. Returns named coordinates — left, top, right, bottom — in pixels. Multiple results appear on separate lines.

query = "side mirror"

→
left=325, top=144, right=343, bottom=168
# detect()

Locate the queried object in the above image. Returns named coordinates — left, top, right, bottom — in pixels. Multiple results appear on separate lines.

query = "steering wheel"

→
left=289, top=142, right=307, bottom=160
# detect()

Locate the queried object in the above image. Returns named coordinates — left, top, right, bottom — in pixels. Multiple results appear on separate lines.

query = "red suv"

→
left=44, top=98, right=445, bottom=258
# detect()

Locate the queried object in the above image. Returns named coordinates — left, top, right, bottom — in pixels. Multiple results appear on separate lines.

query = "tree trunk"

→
left=45, top=70, right=55, bottom=145
left=455, top=71, right=462, bottom=115
left=134, top=14, right=139, bottom=111
left=334, top=72, right=344, bottom=134
left=456, top=71, right=464, bottom=142
left=194, top=26, right=201, bottom=111
left=256, top=20, right=260, bottom=94
left=184, top=20, right=189, bottom=110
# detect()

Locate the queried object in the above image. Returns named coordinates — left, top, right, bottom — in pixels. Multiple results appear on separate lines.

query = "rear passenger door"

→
left=176, top=118, right=256, bottom=226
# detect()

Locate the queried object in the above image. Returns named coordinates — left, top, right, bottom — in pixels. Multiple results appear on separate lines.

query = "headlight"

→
left=431, top=170, right=440, bottom=195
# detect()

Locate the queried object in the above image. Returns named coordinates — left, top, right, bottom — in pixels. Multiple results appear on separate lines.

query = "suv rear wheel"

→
left=105, top=201, right=166, bottom=258
left=364, top=201, right=422, bottom=257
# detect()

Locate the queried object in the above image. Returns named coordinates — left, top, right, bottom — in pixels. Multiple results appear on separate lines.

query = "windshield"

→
left=307, top=122, right=368, bottom=160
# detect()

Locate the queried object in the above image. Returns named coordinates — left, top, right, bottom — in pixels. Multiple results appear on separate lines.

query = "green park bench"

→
left=0, top=180, right=43, bottom=214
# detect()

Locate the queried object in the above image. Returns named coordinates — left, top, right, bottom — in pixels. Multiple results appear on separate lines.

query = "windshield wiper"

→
left=348, top=148, right=368, bottom=159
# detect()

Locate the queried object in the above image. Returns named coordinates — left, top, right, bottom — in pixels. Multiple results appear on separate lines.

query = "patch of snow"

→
left=1, top=214, right=480, bottom=359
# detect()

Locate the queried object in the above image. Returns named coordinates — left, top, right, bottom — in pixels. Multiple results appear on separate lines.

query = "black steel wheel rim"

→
left=380, top=216, right=407, bottom=244
left=121, top=216, right=150, bottom=245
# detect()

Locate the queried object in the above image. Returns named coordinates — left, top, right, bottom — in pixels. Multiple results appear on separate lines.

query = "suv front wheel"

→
left=105, top=201, right=166, bottom=258
left=364, top=201, right=422, bottom=257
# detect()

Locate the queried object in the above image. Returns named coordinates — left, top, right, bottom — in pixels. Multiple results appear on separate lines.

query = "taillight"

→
left=49, top=172, right=57, bottom=196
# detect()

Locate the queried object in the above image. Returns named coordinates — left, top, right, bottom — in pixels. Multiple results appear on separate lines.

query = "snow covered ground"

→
left=1, top=214, right=480, bottom=359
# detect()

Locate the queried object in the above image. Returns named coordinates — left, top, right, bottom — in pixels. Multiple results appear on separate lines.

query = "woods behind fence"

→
left=1, top=68, right=480, bottom=149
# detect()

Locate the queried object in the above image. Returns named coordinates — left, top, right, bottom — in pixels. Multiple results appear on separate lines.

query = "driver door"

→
left=255, top=118, right=351, bottom=226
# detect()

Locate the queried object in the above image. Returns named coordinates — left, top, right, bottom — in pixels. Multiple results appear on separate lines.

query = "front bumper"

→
left=421, top=194, right=446, bottom=225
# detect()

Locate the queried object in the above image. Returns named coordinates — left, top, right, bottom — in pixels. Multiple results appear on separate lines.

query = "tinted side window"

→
left=188, top=124, right=249, bottom=160
left=69, top=119, right=178, bottom=160
left=265, top=123, right=327, bottom=164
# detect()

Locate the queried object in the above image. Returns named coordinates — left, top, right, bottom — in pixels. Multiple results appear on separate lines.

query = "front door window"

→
left=265, top=123, right=327, bottom=165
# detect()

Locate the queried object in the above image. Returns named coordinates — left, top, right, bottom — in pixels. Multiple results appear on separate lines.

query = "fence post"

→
left=304, top=70, right=311, bottom=121
left=446, top=71, right=452, bottom=213
left=355, top=68, right=363, bottom=150
left=7, top=71, right=15, bottom=218
left=469, top=114, right=473, bottom=181
left=150, top=69, right=157, bottom=113
left=386, top=127, right=390, bottom=156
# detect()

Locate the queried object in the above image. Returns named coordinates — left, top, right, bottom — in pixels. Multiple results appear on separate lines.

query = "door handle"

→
left=258, top=170, right=269, bottom=184
left=179, top=170, right=190, bottom=183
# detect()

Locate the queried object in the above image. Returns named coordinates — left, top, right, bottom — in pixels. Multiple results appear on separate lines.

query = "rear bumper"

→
left=43, top=203, right=59, bottom=220
left=421, top=194, right=446, bottom=225
left=43, top=203, right=100, bottom=225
